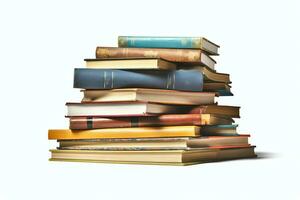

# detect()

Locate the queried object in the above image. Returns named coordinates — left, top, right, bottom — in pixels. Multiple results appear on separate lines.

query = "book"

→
left=73, top=69, right=204, bottom=92
left=84, top=57, right=177, bottom=70
left=203, top=82, right=233, bottom=96
left=66, top=102, right=188, bottom=117
left=82, top=88, right=216, bottom=105
left=188, top=105, right=240, bottom=118
left=48, top=126, right=200, bottom=140
left=49, top=146, right=256, bottom=165
left=69, top=114, right=233, bottom=130
left=96, top=47, right=216, bottom=69
left=182, top=66, right=231, bottom=83
left=118, top=36, right=219, bottom=55
left=58, top=135, right=250, bottom=150
left=201, top=124, right=239, bottom=136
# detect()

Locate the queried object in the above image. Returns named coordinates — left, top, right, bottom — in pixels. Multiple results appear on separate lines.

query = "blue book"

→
left=74, top=69, right=204, bottom=92
left=118, top=36, right=219, bottom=55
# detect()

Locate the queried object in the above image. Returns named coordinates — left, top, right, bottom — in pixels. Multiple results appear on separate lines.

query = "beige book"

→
left=85, top=57, right=176, bottom=70
left=82, top=88, right=215, bottom=105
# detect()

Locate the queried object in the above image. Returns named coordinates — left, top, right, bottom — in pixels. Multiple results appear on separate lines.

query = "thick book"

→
left=48, top=126, right=200, bottom=140
left=58, top=135, right=250, bottom=150
left=118, top=36, right=219, bottom=55
left=69, top=114, right=233, bottom=130
left=66, top=102, right=187, bottom=117
left=82, top=88, right=215, bottom=105
left=49, top=146, right=256, bottom=165
left=84, top=57, right=177, bottom=70
left=73, top=69, right=204, bottom=92
left=96, top=47, right=216, bottom=69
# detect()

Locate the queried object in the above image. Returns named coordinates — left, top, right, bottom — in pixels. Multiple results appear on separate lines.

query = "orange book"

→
left=48, top=126, right=200, bottom=140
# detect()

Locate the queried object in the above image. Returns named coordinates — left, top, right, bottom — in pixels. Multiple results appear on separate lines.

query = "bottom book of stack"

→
left=49, top=126, right=256, bottom=166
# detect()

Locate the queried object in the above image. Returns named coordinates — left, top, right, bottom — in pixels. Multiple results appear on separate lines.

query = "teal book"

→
left=118, top=36, right=219, bottom=55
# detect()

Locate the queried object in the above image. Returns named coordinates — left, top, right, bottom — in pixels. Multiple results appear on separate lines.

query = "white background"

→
left=0, top=0, right=299, bottom=199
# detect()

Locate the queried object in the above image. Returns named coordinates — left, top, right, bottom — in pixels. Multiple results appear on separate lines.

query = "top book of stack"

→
left=118, top=36, right=219, bottom=55
left=95, top=36, right=219, bottom=70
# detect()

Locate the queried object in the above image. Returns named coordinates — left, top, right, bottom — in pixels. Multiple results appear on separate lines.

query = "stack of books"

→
left=48, top=36, right=256, bottom=165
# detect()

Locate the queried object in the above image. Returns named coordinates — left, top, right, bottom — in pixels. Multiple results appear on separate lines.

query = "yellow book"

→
left=48, top=126, right=200, bottom=140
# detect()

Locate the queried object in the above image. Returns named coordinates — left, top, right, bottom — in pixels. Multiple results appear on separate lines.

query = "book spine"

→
left=96, top=47, right=202, bottom=63
left=187, top=106, right=208, bottom=114
left=118, top=36, right=203, bottom=49
left=48, top=126, right=199, bottom=140
left=73, top=69, right=203, bottom=91
left=69, top=114, right=207, bottom=130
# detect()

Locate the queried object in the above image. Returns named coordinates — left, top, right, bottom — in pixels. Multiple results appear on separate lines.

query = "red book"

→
left=69, top=114, right=233, bottom=130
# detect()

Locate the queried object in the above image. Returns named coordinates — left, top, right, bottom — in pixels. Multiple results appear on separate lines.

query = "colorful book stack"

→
left=48, top=36, right=256, bottom=165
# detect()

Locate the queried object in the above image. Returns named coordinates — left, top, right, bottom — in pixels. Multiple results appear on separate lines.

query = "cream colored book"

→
left=50, top=148, right=217, bottom=164
left=49, top=146, right=256, bottom=165
left=84, top=57, right=176, bottom=70
left=82, top=88, right=215, bottom=105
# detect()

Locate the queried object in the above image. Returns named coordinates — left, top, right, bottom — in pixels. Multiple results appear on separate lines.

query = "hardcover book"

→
left=49, top=146, right=256, bottom=165
left=73, top=69, right=204, bottom=92
left=118, top=36, right=220, bottom=55
left=66, top=102, right=189, bottom=117
left=82, top=88, right=215, bottom=105
left=48, top=126, right=201, bottom=140
left=85, top=57, right=177, bottom=70
left=68, top=114, right=233, bottom=130
left=58, top=135, right=250, bottom=150
left=96, top=47, right=216, bottom=69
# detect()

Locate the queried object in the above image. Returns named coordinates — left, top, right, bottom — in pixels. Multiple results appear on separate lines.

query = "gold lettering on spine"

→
left=98, top=48, right=110, bottom=57
left=103, top=71, right=107, bottom=88
left=187, top=52, right=200, bottom=62
left=181, top=38, right=188, bottom=46
left=111, top=71, right=114, bottom=88
left=118, top=37, right=126, bottom=47
left=192, top=38, right=202, bottom=48
left=166, top=73, right=170, bottom=89
left=172, top=72, right=176, bottom=89
left=144, top=50, right=158, bottom=58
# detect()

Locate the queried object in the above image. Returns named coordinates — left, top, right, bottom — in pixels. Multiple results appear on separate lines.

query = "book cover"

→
left=96, top=47, right=216, bottom=69
left=118, top=36, right=219, bottom=55
left=48, top=126, right=200, bottom=140
left=73, top=69, right=204, bottom=92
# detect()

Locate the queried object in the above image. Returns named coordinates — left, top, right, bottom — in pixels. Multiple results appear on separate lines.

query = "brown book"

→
left=189, top=105, right=240, bottom=118
left=96, top=47, right=216, bottom=70
left=69, top=114, right=233, bottom=130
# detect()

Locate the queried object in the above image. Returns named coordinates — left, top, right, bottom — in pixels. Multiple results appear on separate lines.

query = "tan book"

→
left=84, top=57, right=176, bottom=70
left=49, top=146, right=256, bottom=165
left=58, top=135, right=250, bottom=150
left=66, top=102, right=191, bottom=117
left=82, top=88, right=215, bottom=105
left=50, top=148, right=217, bottom=164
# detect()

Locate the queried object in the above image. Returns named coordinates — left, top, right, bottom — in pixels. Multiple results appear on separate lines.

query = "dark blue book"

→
left=74, top=69, right=204, bottom=92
